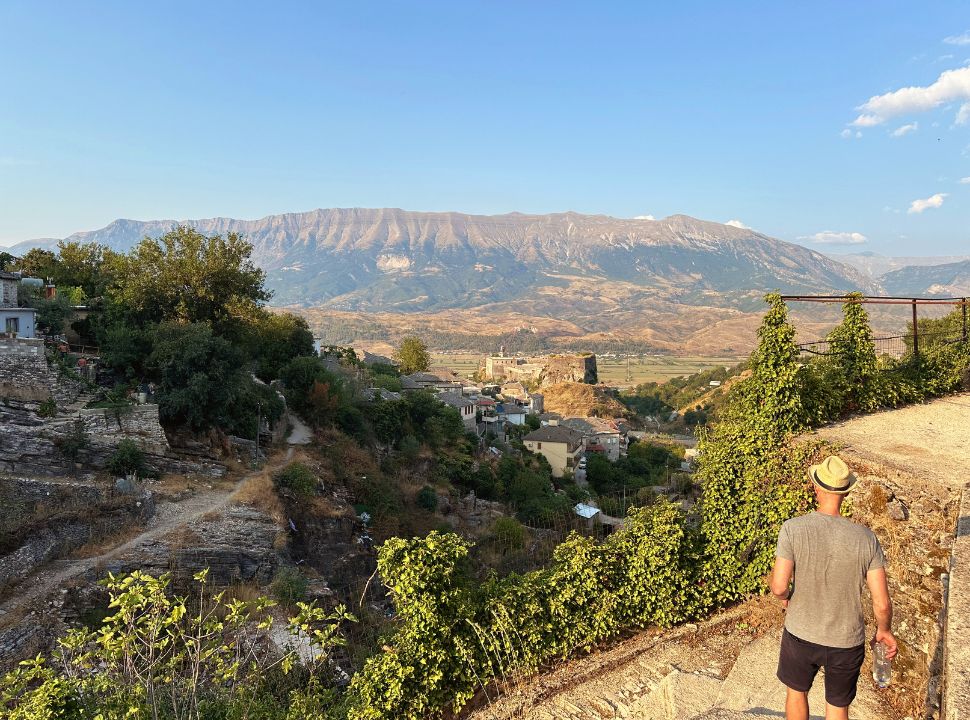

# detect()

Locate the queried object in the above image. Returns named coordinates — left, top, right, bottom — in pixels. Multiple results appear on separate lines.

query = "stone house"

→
left=0, top=272, right=37, bottom=339
left=438, top=391, right=477, bottom=430
left=523, top=421, right=585, bottom=478
left=562, top=416, right=627, bottom=462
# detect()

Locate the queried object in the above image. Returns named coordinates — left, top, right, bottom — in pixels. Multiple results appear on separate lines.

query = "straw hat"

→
left=808, top=455, right=858, bottom=495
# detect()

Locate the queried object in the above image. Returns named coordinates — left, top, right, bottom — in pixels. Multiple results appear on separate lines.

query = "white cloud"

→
left=908, top=193, right=948, bottom=213
left=960, top=177, right=970, bottom=184
left=851, top=66, right=970, bottom=126
left=944, top=32, right=970, bottom=46
left=634, top=214, right=655, bottom=221
left=799, top=231, right=868, bottom=245
left=840, top=128, right=853, bottom=139
left=957, top=102, right=970, bottom=125
left=891, top=122, right=918, bottom=136
left=725, top=219, right=749, bottom=229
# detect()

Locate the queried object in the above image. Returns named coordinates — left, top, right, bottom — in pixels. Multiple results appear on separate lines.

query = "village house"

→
left=562, top=416, right=627, bottom=462
left=402, top=370, right=464, bottom=393
left=495, top=400, right=527, bottom=426
left=499, top=381, right=529, bottom=402
left=438, top=391, right=477, bottom=430
left=0, top=272, right=37, bottom=339
left=522, top=421, right=585, bottom=478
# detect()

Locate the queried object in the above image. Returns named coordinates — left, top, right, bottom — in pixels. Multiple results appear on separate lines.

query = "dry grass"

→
left=71, top=522, right=146, bottom=559
left=232, top=467, right=286, bottom=523
left=541, top=382, right=629, bottom=418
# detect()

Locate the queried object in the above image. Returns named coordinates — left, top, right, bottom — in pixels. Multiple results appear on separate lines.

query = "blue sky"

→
left=2, top=1, right=969, bottom=255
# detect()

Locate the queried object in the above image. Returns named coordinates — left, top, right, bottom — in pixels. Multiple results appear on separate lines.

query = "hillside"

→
left=826, top=251, right=970, bottom=280
left=881, top=258, right=970, bottom=296
left=541, top=381, right=630, bottom=418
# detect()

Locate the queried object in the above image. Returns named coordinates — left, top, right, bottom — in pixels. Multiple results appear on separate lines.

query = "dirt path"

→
left=468, top=393, right=970, bottom=720
left=0, top=451, right=294, bottom=623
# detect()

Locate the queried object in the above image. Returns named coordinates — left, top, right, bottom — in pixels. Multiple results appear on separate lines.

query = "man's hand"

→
left=874, top=629, right=898, bottom=660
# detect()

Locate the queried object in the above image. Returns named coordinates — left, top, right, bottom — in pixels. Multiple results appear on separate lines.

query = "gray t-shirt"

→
left=775, top=511, right=885, bottom=648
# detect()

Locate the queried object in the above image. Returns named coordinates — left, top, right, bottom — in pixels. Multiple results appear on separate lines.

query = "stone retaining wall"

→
left=0, top=402, right=224, bottom=479
left=0, top=338, right=82, bottom=405
left=943, top=481, right=970, bottom=720
left=79, top=404, right=170, bottom=452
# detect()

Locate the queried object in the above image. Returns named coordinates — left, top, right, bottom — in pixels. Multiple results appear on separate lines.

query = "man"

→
left=769, top=455, right=898, bottom=720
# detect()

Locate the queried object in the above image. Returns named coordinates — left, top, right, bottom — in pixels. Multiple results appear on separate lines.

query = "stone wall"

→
left=540, top=353, right=598, bottom=387
left=0, top=401, right=224, bottom=479
left=79, top=405, right=171, bottom=452
left=0, top=338, right=82, bottom=405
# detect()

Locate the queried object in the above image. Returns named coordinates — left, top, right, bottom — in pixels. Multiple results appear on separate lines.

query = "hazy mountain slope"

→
left=44, top=208, right=874, bottom=309
left=881, top=260, right=970, bottom=296
left=828, top=251, right=970, bottom=280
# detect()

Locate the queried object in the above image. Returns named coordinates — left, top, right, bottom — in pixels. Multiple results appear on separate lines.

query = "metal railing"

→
left=782, top=295, right=969, bottom=362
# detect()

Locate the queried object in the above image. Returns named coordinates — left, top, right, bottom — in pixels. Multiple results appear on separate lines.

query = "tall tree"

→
left=396, top=336, right=431, bottom=374
left=109, top=226, right=269, bottom=334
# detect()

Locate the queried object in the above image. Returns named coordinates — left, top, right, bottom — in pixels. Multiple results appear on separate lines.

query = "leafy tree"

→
left=825, top=293, right=879, bottom=412
left=12, top=248, right=57, bottom=279
left=109, top=226, right=269, bottom=334
left=0, top=251, right=15, bottom=271
left=396, top=336, right=431, bottom=374
left=52, top=241, right=116, bottom=296
left=246, top=311, right=316, bottom=382
left=222, top=375, right=286, bottom=439
left=31, top=294, right=72, bottom=335
left=98, top=321, right=154, bottom=378
left=147, top=322, right=244, bottom=430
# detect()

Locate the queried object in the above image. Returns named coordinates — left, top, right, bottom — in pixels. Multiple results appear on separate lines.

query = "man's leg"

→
left=825, top=702, right=849, bottom=720
left=785, top=688, right=808, bottom=720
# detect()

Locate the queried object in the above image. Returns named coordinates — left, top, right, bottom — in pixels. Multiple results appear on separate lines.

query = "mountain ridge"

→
left=28, top=208, right=876, bottom=309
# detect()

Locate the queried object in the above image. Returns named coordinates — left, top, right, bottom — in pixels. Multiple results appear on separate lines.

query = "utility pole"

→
left=254, top=401, right=261, bottom=468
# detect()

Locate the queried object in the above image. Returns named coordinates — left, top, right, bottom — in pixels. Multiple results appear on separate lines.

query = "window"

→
left=537, top=442, right=542, bottom=449
left=4, top=317, right=18, bottom=334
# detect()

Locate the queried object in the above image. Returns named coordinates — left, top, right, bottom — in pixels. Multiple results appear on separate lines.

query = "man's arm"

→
left=769, top=556, right=794, bottom=607
left=866, top=567, right=898, bottom=659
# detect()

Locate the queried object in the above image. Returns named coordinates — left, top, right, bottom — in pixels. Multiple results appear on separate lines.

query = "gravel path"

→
left=0, top=452, right=293, bottom=624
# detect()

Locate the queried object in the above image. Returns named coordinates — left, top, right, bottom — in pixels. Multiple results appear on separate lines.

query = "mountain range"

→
left=3, top=208, right=961, bottom=353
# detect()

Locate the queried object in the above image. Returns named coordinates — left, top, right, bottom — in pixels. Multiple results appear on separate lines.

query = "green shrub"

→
left=38, top=396, right=57, bottom=418
left=271, top=566, right=309, bottom=606
left=275, top=462, right=317, bottom=496
left=491, top=516, right=526, bottom=551
left=416, top=485, right=439, bottom=512
left=0, top=570, right=355, bottom=720
left=106, top=438, right=151, bottom=478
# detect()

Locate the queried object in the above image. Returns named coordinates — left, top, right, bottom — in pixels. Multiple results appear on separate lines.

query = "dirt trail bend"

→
left=469, top=393, right=970, bottom=720
left=0, top=450, right=295, bottom=623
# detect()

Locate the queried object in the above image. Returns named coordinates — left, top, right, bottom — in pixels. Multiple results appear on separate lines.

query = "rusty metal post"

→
left=963, top=298, right=967, bottom=342
left=912, top=300, right=919, bottom=360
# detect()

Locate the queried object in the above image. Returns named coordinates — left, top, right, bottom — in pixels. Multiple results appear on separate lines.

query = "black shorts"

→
left=776, top=628, right=866, bottom=708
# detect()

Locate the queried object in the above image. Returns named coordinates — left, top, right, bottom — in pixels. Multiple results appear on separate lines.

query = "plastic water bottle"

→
left=872, top=642, right=891, bottom=688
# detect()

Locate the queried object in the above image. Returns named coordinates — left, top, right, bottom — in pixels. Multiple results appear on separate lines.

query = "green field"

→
left=431, top=353, right=742, bottom=387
